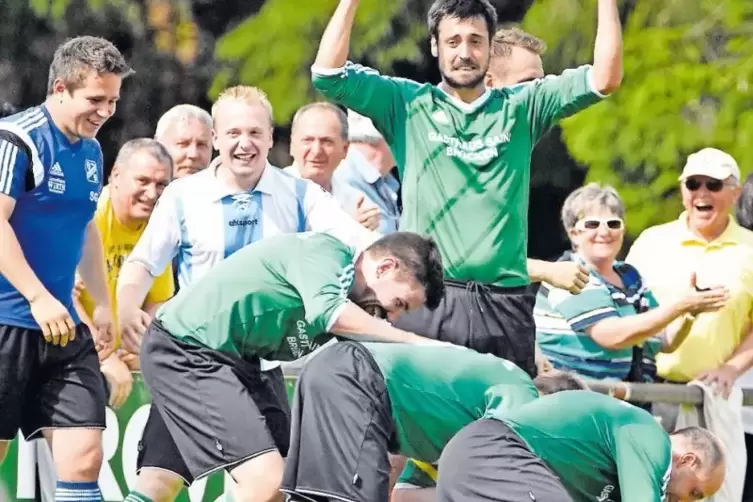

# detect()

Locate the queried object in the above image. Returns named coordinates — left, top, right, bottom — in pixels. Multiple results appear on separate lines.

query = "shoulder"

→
left=634, top=220, right=682, bottom=245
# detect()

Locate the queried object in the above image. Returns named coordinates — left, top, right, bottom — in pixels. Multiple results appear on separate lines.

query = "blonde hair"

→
left=491, top=27, right=547, bottom=59
left=211, top=85, right=274, bottom=126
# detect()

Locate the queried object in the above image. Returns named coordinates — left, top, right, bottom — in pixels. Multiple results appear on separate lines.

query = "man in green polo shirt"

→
left=280, top=341, right=585, bottom=502
left=312, top=0, right=623, bottom=377
left=437, top=391, right=726, bottom=502
left=124, top=231, right=445, bottom=502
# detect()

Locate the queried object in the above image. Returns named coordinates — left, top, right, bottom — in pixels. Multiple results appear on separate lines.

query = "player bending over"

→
left=281, top=341, right=585, bottom=502
left=437, top=390, right=725, bottom=502
left=124, top=231, right=444, bottom=502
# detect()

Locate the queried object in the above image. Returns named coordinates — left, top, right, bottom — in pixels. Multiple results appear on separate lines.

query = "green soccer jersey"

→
left=312, top=64, right=603, bottom=287
left=361, top=342, right=538, bottom=463
left=156, top=232, right=355, bottom=361
left=487, top=391, right=672, bottom=502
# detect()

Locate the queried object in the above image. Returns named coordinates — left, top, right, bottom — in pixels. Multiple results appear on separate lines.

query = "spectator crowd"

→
left=1, top=0, right=752, bottom=501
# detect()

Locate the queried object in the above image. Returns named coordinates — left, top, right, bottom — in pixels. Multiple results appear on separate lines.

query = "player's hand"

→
left=677, top=272, right=728, bottom=316
left=697, top=364, right=739, bottom=399
left=119, top=350, right=141, bottom=371
left=545, top=262, right=590, bottom=295
left=101, top=353, right=134, bottom=409
left=355, top=193, right=381, bottom=231
left=72, top=275, right=86, bottom=300
left=92, top=304, right=115, bottom=361
left=119, top=307, right=152, bottom=355
left=29, top=292, right=76, bottom=347
left=535, top=344, right=554, bottom=374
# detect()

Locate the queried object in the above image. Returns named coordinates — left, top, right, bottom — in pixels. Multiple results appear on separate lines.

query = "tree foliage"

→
left=522, top=0, right=753, bottom=234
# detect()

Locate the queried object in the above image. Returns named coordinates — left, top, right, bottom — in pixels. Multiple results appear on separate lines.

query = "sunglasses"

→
left=577, top=218, right=624, bottom=231
left=684, top=177, right=728, bottom=192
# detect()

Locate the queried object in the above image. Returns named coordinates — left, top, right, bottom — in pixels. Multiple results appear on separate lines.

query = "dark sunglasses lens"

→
left=685, top=178, right=702, bottom=191
left=583, top=220, right=600, bottom=229
left=606, top=220, right=623, bottom=229
left=706, top=179, right=724, bottom=192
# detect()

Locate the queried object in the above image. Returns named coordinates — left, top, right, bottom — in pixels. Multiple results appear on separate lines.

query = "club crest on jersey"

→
left=85, top=159, right=99, bottom=184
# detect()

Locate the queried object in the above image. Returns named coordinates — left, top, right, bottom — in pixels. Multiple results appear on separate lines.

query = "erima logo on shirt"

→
left=229, top=219, right=258, bottom=227
left=85, top=159, right=99, bottom=184
left=597, top=485, right=615, bottom=502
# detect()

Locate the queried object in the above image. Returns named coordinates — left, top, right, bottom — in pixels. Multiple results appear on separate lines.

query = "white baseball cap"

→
left=347, top=110, right=383, bottom=142
left=679, top=147, right=741, bottom=182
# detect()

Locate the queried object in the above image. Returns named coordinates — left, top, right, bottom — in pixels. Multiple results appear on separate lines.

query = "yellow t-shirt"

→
left=626, top=214, right=753, bottom=382
left=79, top=186, right=175, bottom=349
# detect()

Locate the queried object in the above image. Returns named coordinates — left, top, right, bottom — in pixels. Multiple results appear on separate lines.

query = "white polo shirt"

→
left=126, top=161, right=377, bottom=370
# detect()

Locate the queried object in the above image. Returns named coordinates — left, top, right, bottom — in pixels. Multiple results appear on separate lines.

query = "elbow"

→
left=594, top=70, right=623, bottom=95
left=589, top=329, right=631, bottom=350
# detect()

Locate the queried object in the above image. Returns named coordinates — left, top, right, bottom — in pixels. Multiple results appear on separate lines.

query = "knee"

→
left=54, top=433, right=103, bottom=481
left=136, top=468, right=184, bottom=502
left=232, top=453, right=284, bottom=502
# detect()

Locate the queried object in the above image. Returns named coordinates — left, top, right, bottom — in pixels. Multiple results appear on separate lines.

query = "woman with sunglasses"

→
left=535, top=183, right=728, bottom=389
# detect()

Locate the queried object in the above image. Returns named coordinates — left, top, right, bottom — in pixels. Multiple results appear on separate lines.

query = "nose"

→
left=142, top=183, right=158, bottom=201
left=595, top=223, right=611, bottom=237
left=97, top=102, right=114, bottom=118
left=458, top=41, right=473, bottom=59
left=185, top=142, right=199, bottom=159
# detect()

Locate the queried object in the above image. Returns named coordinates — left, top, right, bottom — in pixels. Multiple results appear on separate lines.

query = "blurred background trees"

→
left=1, top=0, right=751, bottom=258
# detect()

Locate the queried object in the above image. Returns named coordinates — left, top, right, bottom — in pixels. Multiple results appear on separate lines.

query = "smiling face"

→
left=212, top=100, right=273, bottom=181
left=290, top=107, right=349, bottom=190
left=160, top=116, right=212, bottom=178
left=53, top=70, right=122, bottom=140
left=568, top=205, right=625, bottom=267
left=681, top=175, right=740, bottom=239
left=111, top=150, right=171, bottom=224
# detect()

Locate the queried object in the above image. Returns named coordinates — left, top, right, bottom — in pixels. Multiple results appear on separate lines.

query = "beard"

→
left=438, top=56, right=489, bottom=90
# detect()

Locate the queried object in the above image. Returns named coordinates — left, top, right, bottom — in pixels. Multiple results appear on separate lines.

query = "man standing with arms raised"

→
left=0, top=36, right=130, bottom=502
left=312, top=0, right=622, bottom=376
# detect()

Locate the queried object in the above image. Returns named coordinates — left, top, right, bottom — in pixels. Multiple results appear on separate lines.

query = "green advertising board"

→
left=0, top=373, right=298, bottom=502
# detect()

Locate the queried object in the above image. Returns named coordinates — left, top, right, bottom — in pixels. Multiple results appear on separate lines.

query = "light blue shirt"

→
left=335, top=148, right=400, bottom=234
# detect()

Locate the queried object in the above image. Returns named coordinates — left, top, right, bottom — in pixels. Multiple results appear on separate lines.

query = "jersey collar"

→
left=435, top=86, right=493, bottom=114
left=205, top=159, right=277, bottom=201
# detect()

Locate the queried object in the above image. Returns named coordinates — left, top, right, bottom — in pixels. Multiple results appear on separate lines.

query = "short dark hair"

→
left=491, top=27, right=547, bottom=59
left=114, top=138, right=174, bottom=178
left=427, top=0, right=498, bottom=41
left=47, top=36, right=133, bottom=95
left=0, top=102, right=18, bottom=119
left=365, top=232, right=445, bottom=310
left=292, top=102, right=349, bottom=141
left=671, top=426, right=725, bottom=472
left=736, top=173, right=753, bottom=231
left=533, top=370, right=588, bottom=395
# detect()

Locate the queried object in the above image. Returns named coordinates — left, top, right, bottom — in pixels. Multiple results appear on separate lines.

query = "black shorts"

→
left=436, top=418, right=572, bottom=502
left=393, top=280, right=536, bottom=377
left=137, top=320, right=291, bottom=485
left=281, top=341, right=397, bottom=502
left=0, top=323, right=107, bottom=441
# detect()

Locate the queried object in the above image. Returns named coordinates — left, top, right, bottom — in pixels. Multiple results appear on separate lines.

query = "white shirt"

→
left=126, top=161, right=377, bottom=370
left=283, top=164, right=379, bottom=219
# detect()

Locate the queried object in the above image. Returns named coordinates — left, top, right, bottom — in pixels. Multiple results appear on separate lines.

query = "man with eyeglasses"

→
left=627, top=147, right=753, bottom=500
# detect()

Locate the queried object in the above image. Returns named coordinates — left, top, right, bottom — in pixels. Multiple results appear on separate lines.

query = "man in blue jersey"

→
left=0, top=36, right=131, bottom=502
left=117, top=85, right=378, bottom=502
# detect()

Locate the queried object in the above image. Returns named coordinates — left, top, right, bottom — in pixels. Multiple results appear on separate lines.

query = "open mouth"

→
left=694, top=203, right=714, bottom=213
left=233, top=152, right=256, bottom=163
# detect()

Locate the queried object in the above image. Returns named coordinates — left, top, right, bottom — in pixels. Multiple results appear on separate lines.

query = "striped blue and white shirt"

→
left=126, top=161, right=377, bottom=369
left=0, top=105, right=104, bottom=328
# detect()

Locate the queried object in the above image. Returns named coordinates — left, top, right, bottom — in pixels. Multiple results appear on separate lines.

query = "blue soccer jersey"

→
left=0, top=105, right=104, bottom=328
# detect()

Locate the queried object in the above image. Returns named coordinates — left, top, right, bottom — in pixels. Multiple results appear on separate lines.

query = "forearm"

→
left=314, top=0, right=359, bottom=68
left=78, top=222, right=110, bottom=306
left=527, top=259, right=549, bottom=283
left=0, top=221, right=48, bottom=301
left=660, top=315, right=695, bottom=353
left=331, top=303, right=435, bottom=344
left=592, top=0, right=623, bottom=94
left=143, top=301, right=164, bottom=318
left=724, top=327, right=753, bottom=376
left=589, top=302, right=685, bottom=349
left=116, top=262, right=156, bottom=317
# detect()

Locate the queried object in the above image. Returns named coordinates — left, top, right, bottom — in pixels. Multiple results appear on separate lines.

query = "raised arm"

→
left=314, top=0, right=360, bottom=69
left=592, top=0, right=623, bottom=95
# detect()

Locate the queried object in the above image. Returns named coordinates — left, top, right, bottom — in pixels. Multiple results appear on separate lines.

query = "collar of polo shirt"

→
left=677, top=211, right=742, bottom=246
left=203, top=159, right=277, bottom=201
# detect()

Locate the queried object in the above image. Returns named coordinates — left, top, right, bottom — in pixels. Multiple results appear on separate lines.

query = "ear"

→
left=376, top=257, right=397, bottom=278
left=212, top=128, right=219, bottom=151
left=52, top=78, right=67, bottom=96
left=484, top=72, right=494, bottom=88
left=430, top=37, right=438, bottom=58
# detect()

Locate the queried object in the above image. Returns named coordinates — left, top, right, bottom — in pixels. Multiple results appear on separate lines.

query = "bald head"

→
left=667, top=426, right=725, bottom=500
